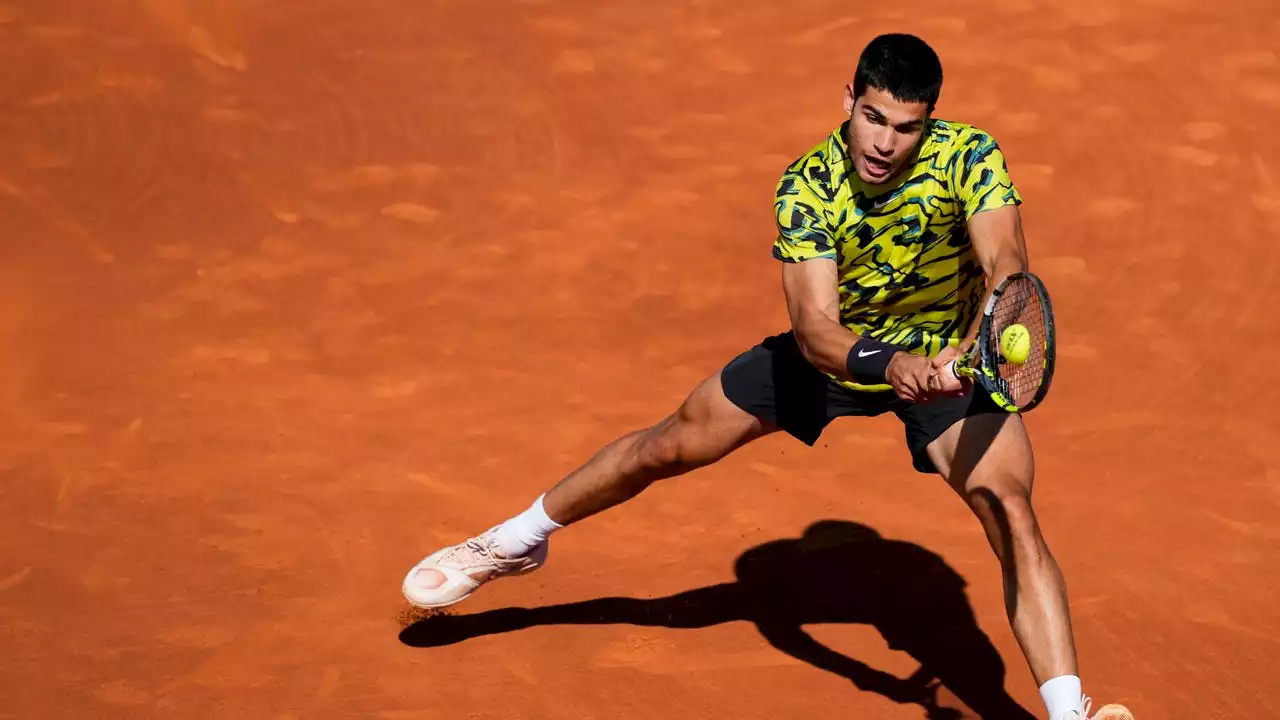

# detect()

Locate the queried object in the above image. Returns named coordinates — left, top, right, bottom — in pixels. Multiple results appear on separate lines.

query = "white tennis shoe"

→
left=402, top=526, right=548, bottom=609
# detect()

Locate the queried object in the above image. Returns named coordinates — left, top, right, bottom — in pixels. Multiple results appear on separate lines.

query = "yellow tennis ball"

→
left=1000, top=324, right=1031, bottom=365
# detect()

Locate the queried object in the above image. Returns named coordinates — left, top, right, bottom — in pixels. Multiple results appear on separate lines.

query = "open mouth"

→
left=863, top=155, right=892, bottom=178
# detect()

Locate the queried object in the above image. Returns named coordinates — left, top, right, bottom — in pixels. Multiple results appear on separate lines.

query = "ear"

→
left=843, top=83, right=855, bottom=114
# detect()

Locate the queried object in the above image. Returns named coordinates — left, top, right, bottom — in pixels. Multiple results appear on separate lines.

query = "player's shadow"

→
left=399, top=519, right=1036, bottom=719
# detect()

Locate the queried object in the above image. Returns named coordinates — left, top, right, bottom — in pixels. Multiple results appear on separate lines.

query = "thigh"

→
left=655, top=367, right=779, bottom=465
left=720, top=331, right=835, bottom=446
left=720, top=332, right=891, bottom=446
left=924, top=412, right=1038, bottom=564
left=894, top=389, right=1010, bottom=475
left=924, top=409, right=1034, bottom=498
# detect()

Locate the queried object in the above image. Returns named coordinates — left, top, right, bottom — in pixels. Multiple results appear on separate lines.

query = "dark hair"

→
left=853, top=33, right=943, bottom=108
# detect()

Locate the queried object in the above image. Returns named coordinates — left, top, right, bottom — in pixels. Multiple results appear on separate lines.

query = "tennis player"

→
left=403, top=33, right=1132, bottom=720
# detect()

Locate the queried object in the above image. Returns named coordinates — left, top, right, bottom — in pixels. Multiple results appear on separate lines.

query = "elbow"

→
left=990, top=248, right=1029, bottom=279
left=794, top=329, right=819, bottom=366
left=791, top=314, right=830, bottom=369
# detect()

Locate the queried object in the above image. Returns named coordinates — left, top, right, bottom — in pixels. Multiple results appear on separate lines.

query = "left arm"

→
left=930, top=205, right=1029, bottom=394
left=948, top=129, right=1027, bottom=349
left=930, top=151, right=1030, bottom=395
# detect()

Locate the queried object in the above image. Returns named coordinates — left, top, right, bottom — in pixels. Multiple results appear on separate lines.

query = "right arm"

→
left=781, top=260, right=935, bottom=402
left=781, top=258, right=856, bottom=380
left=772, top=165, right=937, bottom=402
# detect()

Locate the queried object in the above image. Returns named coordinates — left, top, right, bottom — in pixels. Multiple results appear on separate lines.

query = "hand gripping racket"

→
left=947, top=271, right=1056, bottom=413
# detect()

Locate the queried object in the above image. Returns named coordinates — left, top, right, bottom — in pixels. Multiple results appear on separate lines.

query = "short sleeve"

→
left=771, top=167, right=837, bottom=263
left=951, top=130, right=1023, bottom=218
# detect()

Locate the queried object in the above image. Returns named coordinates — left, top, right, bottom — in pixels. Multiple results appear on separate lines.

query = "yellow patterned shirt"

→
left=773, top=119, right=1022, bottom=391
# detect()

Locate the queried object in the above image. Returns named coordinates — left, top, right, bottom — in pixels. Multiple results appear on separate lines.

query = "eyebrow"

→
left=864, top=104, right=923, bottom=130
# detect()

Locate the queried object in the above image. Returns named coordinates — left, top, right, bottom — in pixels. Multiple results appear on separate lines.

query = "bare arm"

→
left=781, top=258, right=871, bottom=382
left=931, top=204, right=1033, bottom=393
left=961, top=204, right=1031, bottom=344
left=782, top=259, right=934, bottom=400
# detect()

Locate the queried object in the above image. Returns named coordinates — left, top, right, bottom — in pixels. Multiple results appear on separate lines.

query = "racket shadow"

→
left=399, top=519, right=1036, bottom=719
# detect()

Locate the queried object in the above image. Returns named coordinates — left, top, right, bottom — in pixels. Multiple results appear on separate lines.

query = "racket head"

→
left=967, top=271, right=1056, bottom=413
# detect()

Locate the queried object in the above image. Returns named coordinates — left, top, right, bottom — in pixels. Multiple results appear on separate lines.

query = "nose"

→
left=872, top=127, right=894, bottom=157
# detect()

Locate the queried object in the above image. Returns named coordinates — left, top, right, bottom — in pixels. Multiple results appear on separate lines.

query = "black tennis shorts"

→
left=720, top=332, right=1003, bottom=474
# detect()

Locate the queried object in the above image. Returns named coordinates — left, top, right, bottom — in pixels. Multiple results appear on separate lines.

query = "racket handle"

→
left=949, top=358, right=976, bottom=379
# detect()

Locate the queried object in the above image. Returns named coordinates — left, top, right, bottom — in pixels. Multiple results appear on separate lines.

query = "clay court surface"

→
left=2, top=0, right=1279, bottom=717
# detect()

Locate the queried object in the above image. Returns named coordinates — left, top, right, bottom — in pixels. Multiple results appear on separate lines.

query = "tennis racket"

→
left=948, top=271, right=1056, bottom=413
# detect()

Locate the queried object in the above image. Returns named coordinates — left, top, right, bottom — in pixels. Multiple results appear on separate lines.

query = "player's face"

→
left=843, top=85, right=930, bottom=185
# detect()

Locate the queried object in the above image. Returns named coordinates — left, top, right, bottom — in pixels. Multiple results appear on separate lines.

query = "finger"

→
left=925, top=375, right=942, bottom=400
left=917, top=373, right=937, bottom=393
left=935, top=370, right=964, bottom=394
left=926, top=367, right=965, bottom=400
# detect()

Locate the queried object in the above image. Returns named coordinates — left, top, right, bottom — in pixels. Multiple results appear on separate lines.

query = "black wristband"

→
left=845, top=337, right=903, bottom=384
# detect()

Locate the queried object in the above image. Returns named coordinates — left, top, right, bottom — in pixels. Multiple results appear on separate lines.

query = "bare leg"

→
left=402, top=371, right=775, bottom=609
left=542, top=371, right=775, bottom=525
left=925, top=412, right=1077, bottom=687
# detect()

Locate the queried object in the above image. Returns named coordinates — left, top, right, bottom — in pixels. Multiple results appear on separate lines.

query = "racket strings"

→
left=989, top=279, right=1047, bottom=407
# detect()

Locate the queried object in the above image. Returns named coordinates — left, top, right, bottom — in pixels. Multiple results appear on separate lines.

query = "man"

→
left=402, top=33, right=1133, bottom=720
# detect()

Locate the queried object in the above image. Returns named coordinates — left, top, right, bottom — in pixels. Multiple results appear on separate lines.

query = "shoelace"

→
left=460, top=536, right=495, bottom=560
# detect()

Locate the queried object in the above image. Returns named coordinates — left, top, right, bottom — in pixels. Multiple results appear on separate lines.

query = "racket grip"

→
left=946, top=359, right=959, bottom=378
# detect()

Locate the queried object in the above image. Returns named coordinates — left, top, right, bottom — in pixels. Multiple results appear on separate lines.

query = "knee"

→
left=618, top=377, right=758, bottom=484
left=967, top=485, right=1043, bottom=553
left=629, top=420, right=690, bottom=480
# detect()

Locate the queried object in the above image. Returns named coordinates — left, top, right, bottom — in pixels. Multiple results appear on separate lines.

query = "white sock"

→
left=491, top=494, right=563, bottom=557
left=1040, top=675, right=1084, bottom=720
